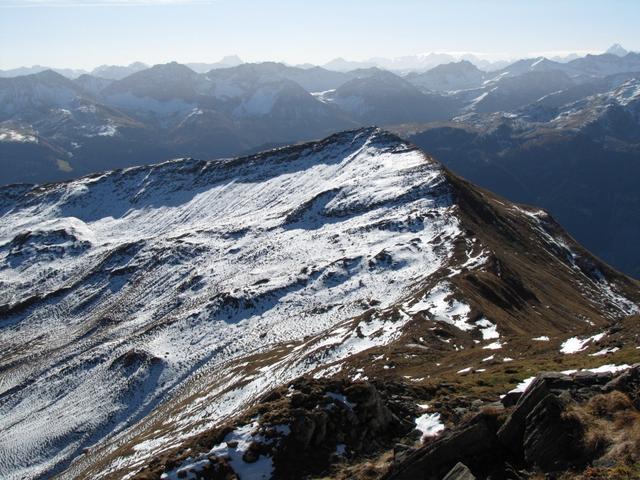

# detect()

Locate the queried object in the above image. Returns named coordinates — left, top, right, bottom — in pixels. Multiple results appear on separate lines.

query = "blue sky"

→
left=1, top=0, right=639, bottom=69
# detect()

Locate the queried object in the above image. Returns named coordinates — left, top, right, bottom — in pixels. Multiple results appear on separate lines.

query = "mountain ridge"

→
left=1, top=127, right=637, bottom=479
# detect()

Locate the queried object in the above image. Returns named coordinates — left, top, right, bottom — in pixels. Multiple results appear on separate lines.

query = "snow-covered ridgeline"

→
left=0, top=128, right=464, bottom=479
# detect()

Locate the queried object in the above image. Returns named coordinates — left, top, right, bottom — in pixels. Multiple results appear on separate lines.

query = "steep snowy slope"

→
left=0, top=128, right=456, bottom=478
left=0, top=128, right=637, bottom=480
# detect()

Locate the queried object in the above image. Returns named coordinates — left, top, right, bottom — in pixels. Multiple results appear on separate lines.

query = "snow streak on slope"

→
left=0, top=128, right=461, bottom=479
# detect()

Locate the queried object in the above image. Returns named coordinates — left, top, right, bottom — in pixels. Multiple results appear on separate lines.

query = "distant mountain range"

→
left=1, top=46, right=640, bottom=279
left=2, top=44, right=635, bottom=80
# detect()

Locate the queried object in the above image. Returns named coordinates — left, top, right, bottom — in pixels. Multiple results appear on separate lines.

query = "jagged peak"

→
left=606, top=43, right=628, bottom=57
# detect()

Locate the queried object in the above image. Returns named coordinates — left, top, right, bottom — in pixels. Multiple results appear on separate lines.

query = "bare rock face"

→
left=604, top=364, right=640, bottom=409
left=442, top=462, right=476, bottom=480
left=522, top=393, right=584, bottom=471
left=384, top=414, right=503, bottom=480
left=497, top=375, right=556, bottom=452
left=385, top=366, right=640, bottom=480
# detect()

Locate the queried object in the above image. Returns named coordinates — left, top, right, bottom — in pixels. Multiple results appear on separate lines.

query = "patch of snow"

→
left=508, top=364, right=633, bottom=395
left=590, top=347, right=620, bottom=356
left=161, top=419, right=280, bottom=480
left=560, top=332, right=606, bottom=354
left=0, top=128, right=38, bottom=143
left=233, top=84, right=283, bottom=117
left=414, top=413, right=445, bottom=441
left=583, top=364, right=631, bottom=374
left=407, top=283, right=472, bottom=331
left=476, top=317, right=499, bottom=340
left=509, top=377, right=535, bottom=394
left=483, top=341, right=502, bottom=350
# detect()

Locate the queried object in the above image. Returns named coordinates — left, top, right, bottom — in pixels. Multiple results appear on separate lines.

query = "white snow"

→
left=482, top=341, right=502, bottom=350
left=509, top=377, right=535, bottom=394
left=530, top=57, right=545, bottom=68
left=414, top=413, right=445, bottom=441
left=233, top=84, right=283, bottom=117
left=590, top=347, right=620, bottom=356
left=0, top=128, right=38, bottom=143
left=532, top=336, right=550, bottom=342
left=508, top=364, right=633, bottom=394
left=560, top=332, right=606, bottom=354
left=161, top=420, right=280, bottom=480
left=514, top=205, right=639, bottom=318
left=580, top=364, right=631, bottom=374
left=0, top=128, right=466, bottom=479
left=476, top=317, right=499, bottom=340
left=407, top=283, right=472, bottom=331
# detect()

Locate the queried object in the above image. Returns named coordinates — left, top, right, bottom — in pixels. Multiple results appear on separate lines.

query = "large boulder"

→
left=604, top=364, right=640, bottom=409
left=497, top=375, right=557, bottom=453
left=522, top=393, right=585, bottom=471
left=384, top=415, right=504, bottom=480
left=497, top=370, right=616, bottom=455
left=442, top=462, right=476, bottom=480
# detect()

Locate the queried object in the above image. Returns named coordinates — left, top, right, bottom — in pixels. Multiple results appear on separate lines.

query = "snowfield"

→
left=0, top=128, right=463, bottom=479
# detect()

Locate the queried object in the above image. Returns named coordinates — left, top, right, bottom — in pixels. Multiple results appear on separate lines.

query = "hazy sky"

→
left=1, top=0, right=639, bottom=69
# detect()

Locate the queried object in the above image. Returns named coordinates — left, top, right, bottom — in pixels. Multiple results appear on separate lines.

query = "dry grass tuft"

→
left=563, top=391, right=640, bottom=467
left=587, top=391, right=635, bottom=419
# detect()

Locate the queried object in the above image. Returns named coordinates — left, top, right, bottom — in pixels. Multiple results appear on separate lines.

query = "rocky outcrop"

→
left=272, top=380, right=416, bottom=478
left=134, top=378, right=419, bottom=480
left=386, top=364, right=640, bottom=480
left=604, top=364, right=640, bottom=409
left=521, top=392, right=584, bottom=471
left=383, top=413, right=505, bottom=480
left=442, top=462, right=476, bottom=480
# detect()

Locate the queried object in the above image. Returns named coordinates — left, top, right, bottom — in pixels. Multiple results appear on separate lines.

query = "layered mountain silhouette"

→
left=2, top=49, right=640, bottom=281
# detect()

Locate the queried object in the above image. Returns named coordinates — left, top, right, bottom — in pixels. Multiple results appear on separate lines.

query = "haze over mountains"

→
left=2, top=44, right=640, bottom=277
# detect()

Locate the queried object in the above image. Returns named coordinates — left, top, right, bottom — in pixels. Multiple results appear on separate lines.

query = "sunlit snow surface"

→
left=560, top=332, right=606, bottom=354
left=414, top=412, right=445, bottom=441
left=0, top=128, right=463, bottom=479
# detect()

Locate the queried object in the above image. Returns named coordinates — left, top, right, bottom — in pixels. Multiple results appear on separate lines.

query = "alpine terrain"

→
left=1, top=127, right=639, bottom=480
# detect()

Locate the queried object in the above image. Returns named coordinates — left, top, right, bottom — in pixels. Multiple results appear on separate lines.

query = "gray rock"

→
left=604, top=364, right=640, bottom=409
left=442, top=462, right=476, bottom=480
left=522, top=393, right=584, bottom=471
left=384, top=416, right=502, bottom=480
left=497, top=375, right=555, bottom=452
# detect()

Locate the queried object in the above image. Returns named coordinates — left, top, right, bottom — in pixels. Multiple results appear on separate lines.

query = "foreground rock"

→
left=386, top=364, right=640, bottom=480
left=442, top=463, right=476, bottom=480
left=134, top=379, right=420, bottom=479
